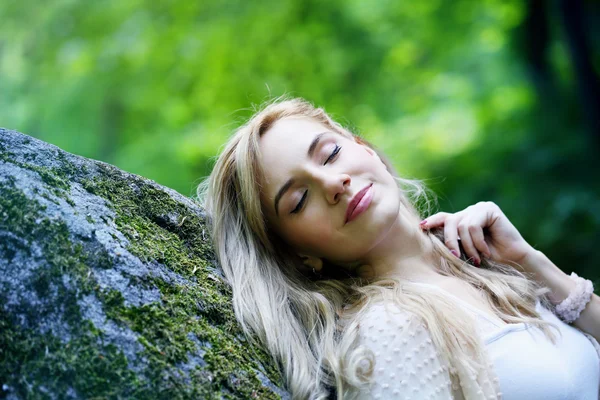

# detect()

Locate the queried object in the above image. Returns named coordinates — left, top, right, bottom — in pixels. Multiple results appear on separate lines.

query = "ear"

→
left=299, top=254, right=323, bottom=272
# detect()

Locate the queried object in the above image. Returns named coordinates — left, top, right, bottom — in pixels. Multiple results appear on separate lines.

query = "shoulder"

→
left=354, top=301, right=455, bottom=399
left=358, top=301, right=423, bottom=338
left=357, top=301, right=434, bottom=356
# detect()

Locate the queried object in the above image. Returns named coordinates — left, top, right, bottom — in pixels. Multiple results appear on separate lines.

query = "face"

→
left=259, top=117, right=402, bottom=264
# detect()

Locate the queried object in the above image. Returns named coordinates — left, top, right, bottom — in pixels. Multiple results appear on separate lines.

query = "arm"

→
left=520, top=249, right=600, bottom=342
left=420, top=201, right=600, bottom=340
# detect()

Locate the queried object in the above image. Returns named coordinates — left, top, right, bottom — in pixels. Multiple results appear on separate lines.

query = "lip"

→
left=345, top=183, right=374, bottom=224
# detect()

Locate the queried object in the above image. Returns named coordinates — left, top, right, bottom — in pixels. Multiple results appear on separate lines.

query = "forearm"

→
left=521, top=250, right=600, bottom=342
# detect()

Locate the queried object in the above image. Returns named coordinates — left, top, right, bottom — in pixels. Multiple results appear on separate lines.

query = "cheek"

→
left=280, top=218, right=336, bottom=253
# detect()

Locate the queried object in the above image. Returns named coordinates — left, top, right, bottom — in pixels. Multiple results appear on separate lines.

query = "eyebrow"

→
left=273, top=131, right=330, bottom=216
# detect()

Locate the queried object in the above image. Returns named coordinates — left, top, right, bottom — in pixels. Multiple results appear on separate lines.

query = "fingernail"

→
left=450, top=250, right=460, bottom=258
left=474, top=258, right=481, bottom=267
left=420, top=219, right=427, bottom=226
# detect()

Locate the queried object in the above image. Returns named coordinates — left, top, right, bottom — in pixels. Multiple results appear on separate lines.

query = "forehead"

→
left=260, top=117, right=329, bottom=153
left=258, top=117, right=331, bottom=199
left=259, top=117, right=331, bottom=174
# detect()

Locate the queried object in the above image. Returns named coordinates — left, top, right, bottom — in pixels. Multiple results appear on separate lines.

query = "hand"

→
left=420, top=201, right=536, bottom=269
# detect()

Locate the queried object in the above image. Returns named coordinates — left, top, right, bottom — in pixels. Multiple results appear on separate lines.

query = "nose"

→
left=319, top=173, right=351, bottom=204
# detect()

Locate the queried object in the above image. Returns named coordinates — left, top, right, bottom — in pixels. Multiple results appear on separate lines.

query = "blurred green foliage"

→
left=1, top=0, right=599, bottom=281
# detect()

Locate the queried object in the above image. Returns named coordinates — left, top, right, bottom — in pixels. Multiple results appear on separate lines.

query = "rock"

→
left=0, top=128, right=289, bottom=399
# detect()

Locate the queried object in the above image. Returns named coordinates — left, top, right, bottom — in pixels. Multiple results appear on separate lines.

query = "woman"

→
left=197, top=97, right=600, bottom=399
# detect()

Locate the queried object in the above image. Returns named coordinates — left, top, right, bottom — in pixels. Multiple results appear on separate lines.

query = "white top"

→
left=355, top=283, right=600, bottom=400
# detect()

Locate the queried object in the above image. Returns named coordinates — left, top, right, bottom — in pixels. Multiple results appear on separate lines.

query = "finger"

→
left=469, top=224, right=492, bottom=259
left=420, top=212, right=451, bottom=229
left=443, top=216, right=461, bottom=258
left=458, top=222, right=481, bottom=266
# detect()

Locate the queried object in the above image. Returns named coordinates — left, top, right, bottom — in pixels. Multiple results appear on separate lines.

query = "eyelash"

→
left=290, top=145, right=342, bottom=214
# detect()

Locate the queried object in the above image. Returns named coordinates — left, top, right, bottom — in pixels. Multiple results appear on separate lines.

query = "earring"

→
left=301, top=256, right=323, bottom=273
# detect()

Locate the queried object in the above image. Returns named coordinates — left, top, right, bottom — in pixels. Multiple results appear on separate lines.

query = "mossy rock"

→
left=0, top=128, right=289, bottom=400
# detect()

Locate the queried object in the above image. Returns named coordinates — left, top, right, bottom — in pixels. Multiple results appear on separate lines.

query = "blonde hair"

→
left=197, top=97, right=560, bottom=399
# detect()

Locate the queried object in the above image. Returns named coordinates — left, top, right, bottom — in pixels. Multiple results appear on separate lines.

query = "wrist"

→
left=554, top=273, right=595, bottom=323
left=519, top=250, right=576, bottom=305
left=514, top=247, right=542, bottom=272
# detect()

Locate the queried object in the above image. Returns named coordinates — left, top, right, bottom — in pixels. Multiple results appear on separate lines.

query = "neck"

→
left=362, top=203, right=442, bottom=283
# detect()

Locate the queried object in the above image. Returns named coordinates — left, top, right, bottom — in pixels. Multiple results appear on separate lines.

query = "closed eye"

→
left=290, top=144, right=342, bottom=214
left=291, top=190, right=307, bottom=214
left=324, top=145, right=341, bottom=165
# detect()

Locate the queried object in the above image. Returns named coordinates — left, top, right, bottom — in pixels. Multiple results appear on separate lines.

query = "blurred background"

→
left=1, top=0, right=599, bottom=284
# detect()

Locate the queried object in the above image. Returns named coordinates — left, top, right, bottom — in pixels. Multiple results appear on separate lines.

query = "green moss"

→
left=0, top=156, right=285, bottom=398
left=98, top=280, right=280, bottom=399
left=0, top=180, right=146, bottom=398
left=0, top=314, right=151, bottom=400
left=36, top=164, right=71, bottom=191
left=0, top=142, right=10, bottom=157
left=0, top=148, right=74, bottom=203
left=77, top=167, right=285, bottom=397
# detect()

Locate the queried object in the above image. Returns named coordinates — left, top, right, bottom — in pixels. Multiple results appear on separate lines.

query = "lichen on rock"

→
left=0, top=128, right=289, bottom=399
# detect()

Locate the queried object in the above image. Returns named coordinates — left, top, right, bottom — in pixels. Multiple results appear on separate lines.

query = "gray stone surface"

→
left=0, top=128, right=290, bottom=400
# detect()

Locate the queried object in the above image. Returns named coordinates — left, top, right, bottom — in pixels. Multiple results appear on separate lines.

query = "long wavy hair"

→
left=196, top=97, right=560, bottom=399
